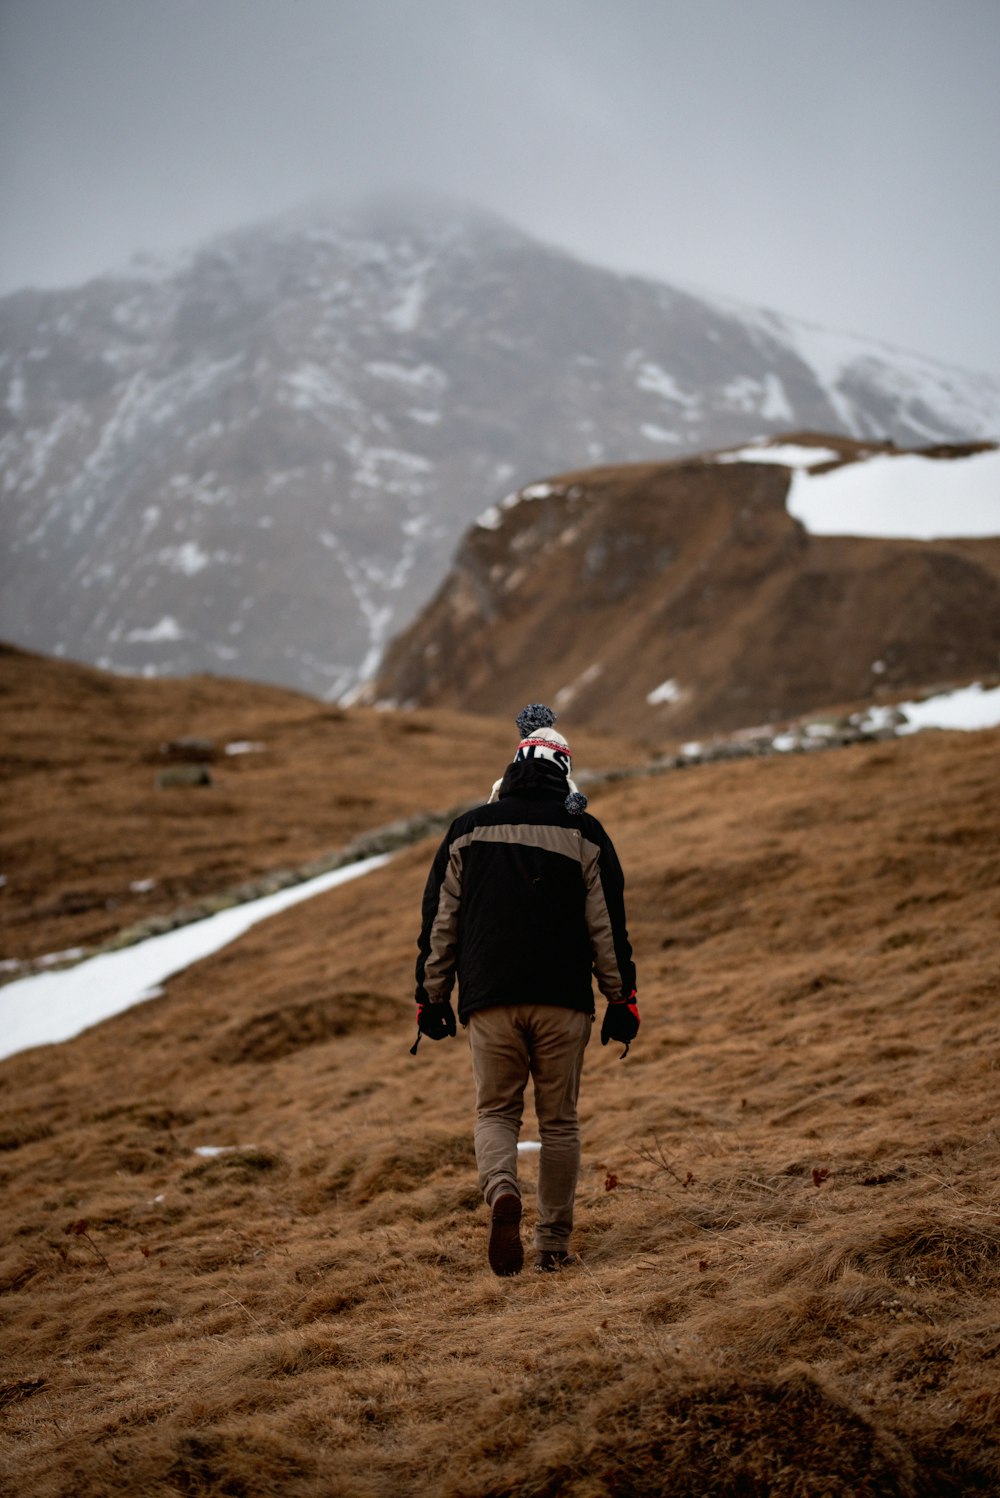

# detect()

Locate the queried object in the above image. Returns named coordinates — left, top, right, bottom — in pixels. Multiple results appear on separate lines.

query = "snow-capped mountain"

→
left=2, top=196, right=999, bottom=698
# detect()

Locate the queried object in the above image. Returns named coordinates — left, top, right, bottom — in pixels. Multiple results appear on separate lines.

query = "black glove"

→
left=410, top=1000, right=457, bottom=1053
left=601, top=993, right=640, bottom=1058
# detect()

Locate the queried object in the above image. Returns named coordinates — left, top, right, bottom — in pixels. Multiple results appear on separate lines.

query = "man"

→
left=413, top=704, right=639, bottom=1276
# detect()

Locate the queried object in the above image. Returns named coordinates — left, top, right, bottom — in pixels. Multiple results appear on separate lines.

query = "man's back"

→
left=416, top=757, right=634, bottom=1019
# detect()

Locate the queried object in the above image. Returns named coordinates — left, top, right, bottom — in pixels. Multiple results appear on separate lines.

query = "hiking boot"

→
left=487, top=1194, right=523, bottom=1277
left=534, top=1249, right=571, bottom=1272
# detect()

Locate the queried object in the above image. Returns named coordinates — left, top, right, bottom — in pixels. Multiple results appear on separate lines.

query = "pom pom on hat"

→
left=516, top=703, right=557, bottom=737
left=564, top=790, right=588, bottom=815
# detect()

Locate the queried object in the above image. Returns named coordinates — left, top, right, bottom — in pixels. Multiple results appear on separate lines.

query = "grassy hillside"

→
left=0, top=644, right=643, bottom=962
left=1, top=721, right=998, bottom=1495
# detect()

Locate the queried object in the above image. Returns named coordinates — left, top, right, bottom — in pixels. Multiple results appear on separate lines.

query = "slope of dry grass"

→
left=1, top=723, right=999, bottom=1495
left=0, top=644, right=642, bottom=961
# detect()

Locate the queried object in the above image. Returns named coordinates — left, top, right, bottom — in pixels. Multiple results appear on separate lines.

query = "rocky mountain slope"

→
left=372, top=437, right=1000, bottom=738
left=2, top=196, right=999, bottom=699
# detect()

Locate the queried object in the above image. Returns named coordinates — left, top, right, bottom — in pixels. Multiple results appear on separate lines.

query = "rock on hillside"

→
left=2, top=195, right=1000, bottom=699
left=372, top=436, right=1000, bottom=738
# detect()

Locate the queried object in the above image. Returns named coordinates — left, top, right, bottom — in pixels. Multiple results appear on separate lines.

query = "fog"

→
left=1, top=0, right=998, bottom=372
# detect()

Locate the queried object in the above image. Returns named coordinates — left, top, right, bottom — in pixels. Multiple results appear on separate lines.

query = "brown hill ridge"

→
left=0, top=716, right=998, bottom=1493
left=372, top=435, right=1000, bottom=738
left=0, top=645, right=644, bottom=963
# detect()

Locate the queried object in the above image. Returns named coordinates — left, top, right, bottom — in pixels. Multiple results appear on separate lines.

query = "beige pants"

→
left=466, top=1004, right=592, bottom=1252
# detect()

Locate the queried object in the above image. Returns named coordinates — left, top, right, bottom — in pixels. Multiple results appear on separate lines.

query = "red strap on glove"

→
left=410, top=1000, right=457, bottom=1054
left=600, top=991, right=640, bottom=1057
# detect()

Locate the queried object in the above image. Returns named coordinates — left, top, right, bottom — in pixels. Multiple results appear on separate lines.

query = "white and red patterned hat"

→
left=488, top=704, right=587, bottom=811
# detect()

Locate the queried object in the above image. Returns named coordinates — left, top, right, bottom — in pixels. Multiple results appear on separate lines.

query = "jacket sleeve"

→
left=415, top=821, right=464, bottom=1004
left=582, top=824, right=637, bottom=1004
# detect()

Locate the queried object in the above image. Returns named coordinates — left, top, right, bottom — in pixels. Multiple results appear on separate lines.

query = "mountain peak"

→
left=2, top=202, right=998, bottom=702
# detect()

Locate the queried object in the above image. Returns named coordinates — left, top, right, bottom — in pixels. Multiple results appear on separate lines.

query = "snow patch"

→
left=477, top=482, right=558, bottom=530
left=554, top=663, right=602, bottom=710
left=895, top=682, right=1000, bottom=733
left=126, top=616, right=183, bottom=643
left=716, top=443, right=839, bottom=468
left=635, top=361, right=697, bottom=408
left=384, top=261, right=431, bottom=332
left=0, top=853, right=391, bottom=1060
left=6, top=374, right=26, bottom=415
left=760, top=372, right=793, bottom=422
left=787, top=448, right=1000, bottom=540
left=647, top=678, right=681, bottom=706
left=281, top=364, right=359, bottom=413
left=365, top=360, right=447, bottom=392
left=159, top=540, right=211, bottom=576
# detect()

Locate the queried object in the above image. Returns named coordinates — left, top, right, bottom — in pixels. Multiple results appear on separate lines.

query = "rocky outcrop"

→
left=372, top=438, right=1000, bottom=738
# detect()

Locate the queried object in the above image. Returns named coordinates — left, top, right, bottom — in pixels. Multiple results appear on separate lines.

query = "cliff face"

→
left=372, top=438, right=1000, bottom=738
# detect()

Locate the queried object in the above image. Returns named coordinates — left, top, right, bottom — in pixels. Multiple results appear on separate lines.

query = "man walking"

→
left=413, top=705, right=639, bottom=1276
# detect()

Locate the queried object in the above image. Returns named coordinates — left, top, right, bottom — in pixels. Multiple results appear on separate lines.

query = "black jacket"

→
left=415, top=760, right=636, bottom=1021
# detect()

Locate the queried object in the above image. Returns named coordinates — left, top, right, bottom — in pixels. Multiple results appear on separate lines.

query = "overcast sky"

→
left=1, top=0, right=998, bottom=374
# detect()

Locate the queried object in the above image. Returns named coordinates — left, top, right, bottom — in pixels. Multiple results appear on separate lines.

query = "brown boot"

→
left=488, top=1194, right=523, bottom=1277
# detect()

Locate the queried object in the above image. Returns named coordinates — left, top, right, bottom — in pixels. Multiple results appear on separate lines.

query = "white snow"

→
left=477, top=481, right=559, bottom=530
left=225, top=741, right=266, bottom=756
left=787, top=448, right=1000, bottom=540
left=160, top=540, right=211, bottom=576
left=895, top=682, right=1000, bottom=733
left=365, top=360, right=447, bottom=392
left=760, top=373, right=793, bottom=422
left=634, top=361, right=697, bottom=408
left=647, top=678, right=681, bottom=706
left=716, top=443, right=839, bottom=468
left=0, top=853, right=390, bottom=1060
left=516, top=1141, right=542, bottom=1154
left=126, top=616, right=183, bottom=643
left=384, top=261, right=432, bottom=333
left=281, top=363, right=359, bottom=413
left=641, top=424, right=680, bottom=443
left=6, top=374, right=26, bottom=415
left=554, top=663, right=602, bottom=710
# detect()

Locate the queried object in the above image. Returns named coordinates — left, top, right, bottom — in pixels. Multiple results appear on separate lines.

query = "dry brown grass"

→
left=1, top=711, right=999, bottom=1495
left=0, top=643, right=642, bottom=961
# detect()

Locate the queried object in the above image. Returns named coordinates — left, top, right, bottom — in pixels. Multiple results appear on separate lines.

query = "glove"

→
left=601, top=992, right=640, bottom=1058
left=409, top=1000, right=457, bottom=1053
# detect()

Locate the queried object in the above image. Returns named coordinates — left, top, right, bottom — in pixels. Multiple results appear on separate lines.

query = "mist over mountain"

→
left=2, top=196, right=999, bottom=699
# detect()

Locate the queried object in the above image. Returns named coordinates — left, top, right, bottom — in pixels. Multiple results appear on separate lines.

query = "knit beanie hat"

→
left=488, top=704, right=588, bottom=814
